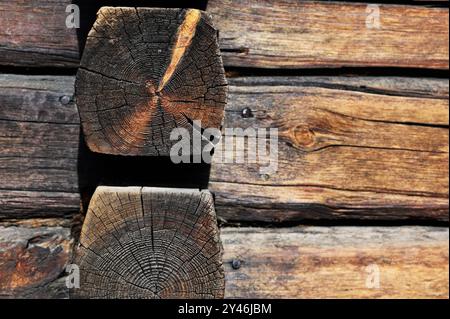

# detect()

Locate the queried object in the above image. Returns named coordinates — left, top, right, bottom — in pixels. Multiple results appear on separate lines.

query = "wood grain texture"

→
left=0, top=224, right=71, bottom=299
left=0, top=0, right=79, bottom=68
left=71, top=186, right=224, bottom=299
left=76, top=7, right=227, bottom=156
left=1, top=1, right=447, bottom=70
left=209, top=77, right=449, bottom=223
left=208, top=0, right=449, bottom=69
left=2, top=224, right=447, bottom=299
left=0, top=74, right=80, bottom=219
left=222, top=226, right=449, bottom=299
left=1, top=75, right=448, bottom=222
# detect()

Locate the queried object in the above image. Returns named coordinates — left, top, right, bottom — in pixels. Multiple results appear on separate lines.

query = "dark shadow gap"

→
left=1, top=65, right=447, bottom=79
left=77, top=133, right=211, bottom=213
left=226, top=66, right=450, bottom=79
left=0, top=65, right=77, bottom=76
left=219, top=219, right=450, bottom=229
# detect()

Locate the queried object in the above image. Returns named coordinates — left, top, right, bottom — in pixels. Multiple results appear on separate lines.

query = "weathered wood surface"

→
left=209, top=77, right=449, bottom=223
left=222, top=226, right=449, bottom=299
left=72, top=186, right=224, bottom=299
left=0, top=224, right=71, bottom=298
left=1, top=75, right=448, bottom=222
left=1, top=1, right=448, bottom=70
left=208, top=0, right=449, bottom=69
left=0, top=74, right=80, bottom=219
left=0, top=0, right=79, bottom=68
left=1, top=223, right=448, bottom=299
left=76, top=7, right=227, bottom=156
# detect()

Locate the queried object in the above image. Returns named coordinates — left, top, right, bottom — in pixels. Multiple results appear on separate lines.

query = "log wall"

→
left=0, top=0, right=448, bottom=299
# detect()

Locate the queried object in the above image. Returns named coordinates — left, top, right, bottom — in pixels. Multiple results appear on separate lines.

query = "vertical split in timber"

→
left=71, top=186, right=224, bottom=299
left=76, top=7, right=227, bottom=156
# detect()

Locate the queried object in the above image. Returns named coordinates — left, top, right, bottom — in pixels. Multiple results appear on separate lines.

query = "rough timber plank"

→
left=0, top=74, right=80, bottom=219
left=1, top=1, right=448, bottom=69
left=209, top=77, right=449, bottom=223
left=1, top=224, right=448, bottom=299
left=0, top=224, right=71, bottom=298
left=208, top=0, right=449, bottom=69
left=71, top=186, right=224, bottom=299
left=0, top=0, right=79, bottom=68
left=222, top=226, right=449, bottom=299
left=1, top=75, right=448, bottom=222
left=76, top=7, right=227, bottom=156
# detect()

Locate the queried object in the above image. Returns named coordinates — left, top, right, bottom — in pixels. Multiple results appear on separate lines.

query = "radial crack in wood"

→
left=71, top=186, right=224, bottom=299
left=76, top=7, right=227, bottom=156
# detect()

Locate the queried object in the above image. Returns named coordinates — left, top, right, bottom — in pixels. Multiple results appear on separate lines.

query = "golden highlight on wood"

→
left=76, top=7, right=227, bottom=156
left=158, top=9, right=202, bottom=92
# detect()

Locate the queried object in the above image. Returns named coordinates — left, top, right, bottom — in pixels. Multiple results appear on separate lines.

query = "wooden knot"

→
left=291, top=126, right=316, bottom=148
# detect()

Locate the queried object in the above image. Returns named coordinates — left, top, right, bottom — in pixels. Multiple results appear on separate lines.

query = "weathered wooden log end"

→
left=76, top=7, right=227, bottom=156
left=70, top=186, right=224, bottom=299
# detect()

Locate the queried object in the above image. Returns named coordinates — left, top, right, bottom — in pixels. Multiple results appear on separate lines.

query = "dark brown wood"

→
left=1, top=75, right=447, bottom=222
left=0, top=223, right=71, bottom=298
left=209, top=77, right=449, bottom=223
left=1, top=1, right=447, bottom=70
left=71, top=186, right=224, bottom=299
left=208, top=0, right=449, bottom=69
left=76, top=7, right=227, bottom=156
left=0, top=0, right=79, bottom=68
left=2, top=223, right=448, bottom=299
left=222, top=226, right=449, bottom=298
left=0, top=74, right=80, bottom=219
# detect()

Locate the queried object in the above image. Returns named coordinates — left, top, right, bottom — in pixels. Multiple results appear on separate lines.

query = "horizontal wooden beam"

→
left=208, top=0, right=449, bottom=69
left=222, top=226, right=449, bottom=299
left=0, top=0, right=80, bottom=68
left=1, top=223, right=448, bottom=298
left=210, top=77, right=449, bottom=222
left=0, top=1, right=448, bottom=69
left=1, top=75, right=448, bottom=222
left=0, top=74, right=80, bottom=218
